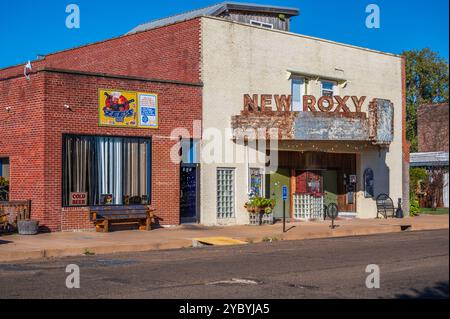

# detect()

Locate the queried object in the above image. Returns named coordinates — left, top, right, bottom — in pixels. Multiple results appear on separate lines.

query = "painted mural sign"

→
left=243, top=94, right=367, bottom=114
left=99, top=89, right=159, bottom=129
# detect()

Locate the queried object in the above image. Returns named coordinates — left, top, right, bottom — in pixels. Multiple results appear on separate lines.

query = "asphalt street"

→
left=0, top=230, right=448, bottom=299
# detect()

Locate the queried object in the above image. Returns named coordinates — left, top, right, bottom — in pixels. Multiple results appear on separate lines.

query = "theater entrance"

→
left=268, top=151, right=357, bottom=220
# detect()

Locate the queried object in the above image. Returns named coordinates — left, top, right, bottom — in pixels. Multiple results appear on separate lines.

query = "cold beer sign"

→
left=243, top=94, right=367, bottom=114
left=69, top=192, right=88, bottom=206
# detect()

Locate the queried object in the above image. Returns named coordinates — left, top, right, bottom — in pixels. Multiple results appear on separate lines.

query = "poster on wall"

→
left=99, top=89, right=158, bottom=129
left=138, top=93, right=158, bottom=128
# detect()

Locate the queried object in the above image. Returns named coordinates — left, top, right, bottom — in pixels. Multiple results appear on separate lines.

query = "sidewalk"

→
left=0, top=215, right=448, bottom=262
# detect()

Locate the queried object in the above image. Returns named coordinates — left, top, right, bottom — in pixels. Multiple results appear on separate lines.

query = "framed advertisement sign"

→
left=138, top=93, right=158, bottom=128
left=69, top=192, right=88, bottom=206
left=99, top=89, right=158, bottom=129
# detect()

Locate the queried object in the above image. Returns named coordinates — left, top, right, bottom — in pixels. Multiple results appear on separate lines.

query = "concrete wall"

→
left=200, top=17, right=404, bottom=224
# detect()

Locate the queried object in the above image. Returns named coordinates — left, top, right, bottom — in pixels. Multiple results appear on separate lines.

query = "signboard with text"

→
left=69, top=192, right=88, bottom=206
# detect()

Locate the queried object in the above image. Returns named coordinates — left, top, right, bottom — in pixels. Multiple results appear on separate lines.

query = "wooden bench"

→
left=376, top=194, right=395, bottom=219
left=90, top=206, right=155, bottom=233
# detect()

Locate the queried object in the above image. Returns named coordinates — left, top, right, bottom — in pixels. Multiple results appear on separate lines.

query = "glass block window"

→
left=217, top=168, right=235, bottom=219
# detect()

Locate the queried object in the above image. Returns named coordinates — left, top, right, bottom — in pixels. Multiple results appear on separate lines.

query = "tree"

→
left=403, top=48, right=449, bottom=152
left=423, top=168, right=448, bottom=209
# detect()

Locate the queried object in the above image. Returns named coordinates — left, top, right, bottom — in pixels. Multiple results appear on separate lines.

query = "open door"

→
left=269, top=168, right=291, bottom=220
left=323, top=170, right=338, bottom=207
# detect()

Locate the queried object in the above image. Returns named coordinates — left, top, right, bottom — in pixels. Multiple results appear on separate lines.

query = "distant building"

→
left=411, top=103, right=449, bottom=208
left=417, top=103, right=449, bottom=153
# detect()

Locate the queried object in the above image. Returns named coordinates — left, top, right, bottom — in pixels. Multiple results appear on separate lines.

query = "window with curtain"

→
left=63, top=135, right=151, bottom=207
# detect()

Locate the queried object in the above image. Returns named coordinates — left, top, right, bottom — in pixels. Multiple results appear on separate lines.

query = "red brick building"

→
left=0, top=19, right=202, bottom=232
left=417, top=103, right=449, bottom=153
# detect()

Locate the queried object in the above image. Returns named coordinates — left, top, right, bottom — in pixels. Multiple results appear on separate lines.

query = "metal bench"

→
left=376, top=194, right=395, bottom=219
left=89, top=206, right=155, bottom=233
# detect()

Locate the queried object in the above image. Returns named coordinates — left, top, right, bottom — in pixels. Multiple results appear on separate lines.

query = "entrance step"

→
left=338, top=212, right=358, bottom=219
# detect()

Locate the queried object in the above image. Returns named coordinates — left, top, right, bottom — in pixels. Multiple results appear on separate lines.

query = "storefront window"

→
left=62, top=135, right=151, bottom=207
left=217, top=168, right=235, bottom=219
left=0, top=158, right=9, bottom=179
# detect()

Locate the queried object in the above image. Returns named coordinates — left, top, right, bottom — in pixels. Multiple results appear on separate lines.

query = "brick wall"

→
left=0, top=74, right=46, bottom=227
left=417, top=103, right=449, bottom=153
left=0, top=70, right=202, bottom=232
left=0, top=19, right=201, bottom=83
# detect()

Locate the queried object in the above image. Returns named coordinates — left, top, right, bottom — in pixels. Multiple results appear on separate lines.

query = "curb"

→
left=0, top=224, right=448, bottom=263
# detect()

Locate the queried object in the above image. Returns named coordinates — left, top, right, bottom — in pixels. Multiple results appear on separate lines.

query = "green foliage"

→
left=403, top=48, right=449, bottom=152
left=409, top=167, right=428, bottom=197
left=410, top=198, right=421, bottom=217
left=245, top=197, right=275, bottom=214
left=0, top=177, right=8, bottom=187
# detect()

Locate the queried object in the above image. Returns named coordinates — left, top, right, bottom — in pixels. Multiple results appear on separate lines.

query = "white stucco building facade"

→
left=198, top=16, right=407, bottom=225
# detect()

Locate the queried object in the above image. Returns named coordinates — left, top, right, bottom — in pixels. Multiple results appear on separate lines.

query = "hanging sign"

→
left=99, top=89, right=159, bottom=129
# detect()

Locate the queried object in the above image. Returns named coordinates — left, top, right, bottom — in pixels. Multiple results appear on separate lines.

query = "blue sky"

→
left=0, top=0, right=448, bottom=69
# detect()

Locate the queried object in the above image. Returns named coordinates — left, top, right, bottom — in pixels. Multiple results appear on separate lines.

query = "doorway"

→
left=323, top=170, right=338, bottom=207
left=180, top=164, right=199, bottom=223
left=268, top=168, right=291, bottom=220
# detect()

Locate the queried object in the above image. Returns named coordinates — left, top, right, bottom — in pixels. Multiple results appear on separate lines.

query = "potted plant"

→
left=245, top=196, right=275, bottom=225
left=0, top=177, right=9, bottom=201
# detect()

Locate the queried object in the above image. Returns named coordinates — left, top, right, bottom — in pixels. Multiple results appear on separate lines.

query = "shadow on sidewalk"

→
left=0, top=239, right=12, bottom=245
left=395, top=281, right=449, bottom=299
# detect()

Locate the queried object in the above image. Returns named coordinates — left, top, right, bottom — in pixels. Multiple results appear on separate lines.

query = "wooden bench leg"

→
left=146, top=217, right=151, bottom=231
left=104, top=220, right=109, bottom=233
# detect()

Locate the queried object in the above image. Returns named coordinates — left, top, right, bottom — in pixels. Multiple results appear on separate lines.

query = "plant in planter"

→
left=0, top=177, right=8, bottom=187
left=245, top=197, right=275, bottom=225
left=0, top=177, right=9, bottom=201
